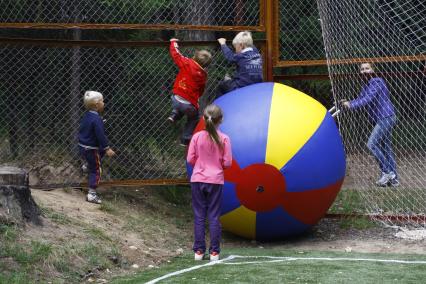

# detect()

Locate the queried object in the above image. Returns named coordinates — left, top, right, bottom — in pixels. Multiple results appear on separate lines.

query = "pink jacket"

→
left=187, top=130, right=232, bottom=185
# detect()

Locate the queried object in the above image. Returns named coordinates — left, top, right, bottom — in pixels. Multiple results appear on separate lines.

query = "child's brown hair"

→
left=194, top=50, right=212, bottom=68
left=203, top=104, right=223, bottom=150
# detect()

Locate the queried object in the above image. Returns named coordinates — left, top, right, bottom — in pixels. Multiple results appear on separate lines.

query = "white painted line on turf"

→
left=145, top=255, right=426, bottom=283
left=224, top=255, right=426, bottom=265
left=145, top=255, right=236, bottom=284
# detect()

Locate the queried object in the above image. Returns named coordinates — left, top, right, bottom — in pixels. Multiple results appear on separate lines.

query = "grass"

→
left=40, top=206, right=73, bottom=225
left=0, top=207, right=121, bottom=283
left=84, top=226, right=113, bottom=242
left=2, top=184, right=422, bottom=283
left=330, top=187, right=426, bottom=216
left=329, top=189, right=365, bottom=214
left=0, top=224, right=54, bottom=283
left=112, top=249, right=426, bottom=284
left=99, top=200, right=117, bottom=214
left=338, top=216, right=376, bottom=230
left=1, top=186, right=194, bottom=283
left=0, top=272, right=32, bottom=284
left=0, top=225, right=52, bottom=266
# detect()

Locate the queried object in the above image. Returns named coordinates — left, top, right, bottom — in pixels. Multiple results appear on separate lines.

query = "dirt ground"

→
left=30, top=188, right=426, bottom=259
left=29, top=188, right=188, bottom=271
left=256, top=218, right=426, bottom=255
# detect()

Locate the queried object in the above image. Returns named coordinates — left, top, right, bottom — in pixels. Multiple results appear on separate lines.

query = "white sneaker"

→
left=194, top=251, right=204, bottom=261
left=86, top=193, right=102, bottom=204
left=81, top=163, right=88, bottom=174
left=376, top=172, right=392, bottom=187
left=210, top=252, right=219, bottom=261
left=389, top=178, right=400, bottom=187
left=388, top=171, right=396, bottom=180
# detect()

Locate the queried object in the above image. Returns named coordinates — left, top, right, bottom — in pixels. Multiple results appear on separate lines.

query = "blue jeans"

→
left=170, top=95, right=199, bottom=145
left=367, top=116, right=397, bottom=176
left=191, top=182, right=223, bottom=254
left=215, top=79, right=239, bottom=100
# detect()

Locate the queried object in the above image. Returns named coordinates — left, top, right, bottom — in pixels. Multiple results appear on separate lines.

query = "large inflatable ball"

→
left=189, top=82, right=346, bottom=241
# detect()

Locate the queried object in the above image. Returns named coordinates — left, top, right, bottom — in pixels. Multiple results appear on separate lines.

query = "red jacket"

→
left=170, top=41, right=207, bottom=109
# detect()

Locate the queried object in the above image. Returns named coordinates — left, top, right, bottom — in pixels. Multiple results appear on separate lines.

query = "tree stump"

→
left=0, top=166, right=42, bottom=225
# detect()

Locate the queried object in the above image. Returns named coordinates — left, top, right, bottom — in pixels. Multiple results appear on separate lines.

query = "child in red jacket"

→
left=168, top=38, right=212, bottom=146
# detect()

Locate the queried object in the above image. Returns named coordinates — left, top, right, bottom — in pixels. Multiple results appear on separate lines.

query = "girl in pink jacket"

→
left=187, top=104, right=232, bottom=261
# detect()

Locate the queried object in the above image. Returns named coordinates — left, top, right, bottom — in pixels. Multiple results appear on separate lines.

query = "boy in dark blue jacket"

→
left=215, top=31, right=263, bottom=98
left=78, top=91, right=115, bottom=204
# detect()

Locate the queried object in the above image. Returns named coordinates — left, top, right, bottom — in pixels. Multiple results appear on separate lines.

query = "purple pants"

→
left=80, top=147, right=104, bottom=190
left=191, top=182, right=223, bottom=254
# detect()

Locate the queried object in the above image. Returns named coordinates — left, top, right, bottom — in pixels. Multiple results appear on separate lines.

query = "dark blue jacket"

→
left=221, top=45, right=263, bottom=87
left=78, top=111, right=110, bottom=151
left=349, top=77, right=395, bottom=122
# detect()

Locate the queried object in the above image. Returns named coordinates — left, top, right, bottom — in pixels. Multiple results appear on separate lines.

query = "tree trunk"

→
left=0, top=166, right=42, bottom=225
left=69, top=0, right=82, bottom=158
left=177, top=0, right=215, bottom=41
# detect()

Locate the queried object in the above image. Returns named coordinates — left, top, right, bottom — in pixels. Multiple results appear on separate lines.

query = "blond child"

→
left=216, top=31, right=263, bottom=98
left=78, top=91, right=115, bottom=204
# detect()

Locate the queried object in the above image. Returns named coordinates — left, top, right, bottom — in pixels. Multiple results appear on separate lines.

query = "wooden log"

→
left=0, top=166, right=41, bottom=225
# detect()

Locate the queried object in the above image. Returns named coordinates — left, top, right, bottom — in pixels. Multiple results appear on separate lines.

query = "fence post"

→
left=265, top=0, right=277, bottom=82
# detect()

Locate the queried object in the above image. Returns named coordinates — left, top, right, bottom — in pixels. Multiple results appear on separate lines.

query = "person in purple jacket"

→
left=215, top=31, right=263, bottom=99
left=78, top=91, right=116, bottom=204
left=342, top=63, right=399, bottom=187
left=187, top=104, right=232, bottom=261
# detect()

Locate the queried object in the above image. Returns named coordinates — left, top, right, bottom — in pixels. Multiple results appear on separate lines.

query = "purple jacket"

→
left=349, top=77, right=395, bottom=122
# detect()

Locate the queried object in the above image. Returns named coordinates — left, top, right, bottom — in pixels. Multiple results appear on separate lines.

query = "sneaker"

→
left=210, top=251, right=219, bottom=261
left=81, top=163, right=88, bottom=174
left=194, top=250, right=204, bottom=261
left=376, top=172, right=393, bottom=187
left=389, top=178, right=400, bottom=187
left=86, top=193, right=102, bottom=204
left=167, top=116, right=175, bottom=123
left=179, top=143, right=188, bottom=147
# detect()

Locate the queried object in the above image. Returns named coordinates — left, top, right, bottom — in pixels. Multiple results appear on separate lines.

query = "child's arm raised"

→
left=218, top=38, right=237, bottom=63
left=169, top=38, right=189, bottom=68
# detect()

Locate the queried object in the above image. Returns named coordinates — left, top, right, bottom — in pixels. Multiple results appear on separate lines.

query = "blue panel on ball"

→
left=281, top=112, right=346, bottom=192
left=256, top=206, right=311, bottom=240
left=216, top=82, right=274, bottom=169
left=221, top=182, right=241, bottom=215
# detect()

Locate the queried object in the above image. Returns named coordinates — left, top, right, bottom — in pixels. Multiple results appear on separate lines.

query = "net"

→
left=0, top=41, right=242, bottom=186
left=317, top=0, right=426, bottom=227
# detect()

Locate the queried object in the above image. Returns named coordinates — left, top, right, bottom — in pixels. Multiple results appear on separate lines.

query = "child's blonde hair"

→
left=204, top=104, right=224, bottom=150
left=194, top=50, right=212, bottom=68
left=84, top=91, right=103, bottom=110
left=232, top=31, right=253, bottom=49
